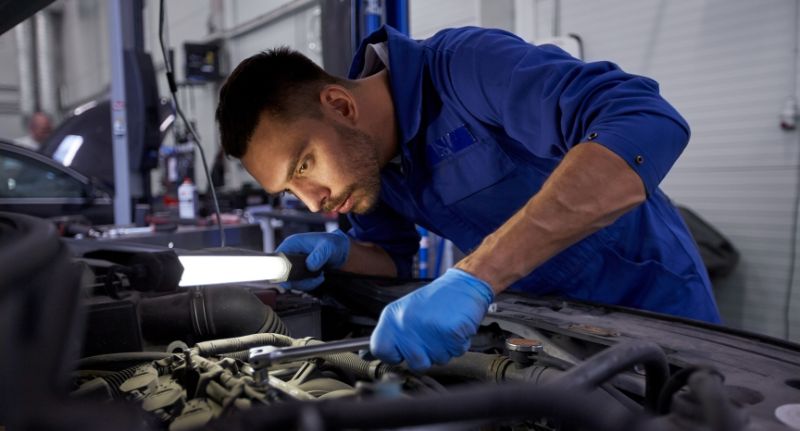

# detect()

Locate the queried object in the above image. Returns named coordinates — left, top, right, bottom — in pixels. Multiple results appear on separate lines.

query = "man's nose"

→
left=292, top=182, right=330, bottom=212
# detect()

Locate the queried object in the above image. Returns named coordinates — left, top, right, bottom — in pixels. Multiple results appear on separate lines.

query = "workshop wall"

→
left=413, top=0, right=800, bottom=341
left=59, top=0, right=110, bottom=110
left=410, top=0, right=515, bottom=39
left=557, top=0, right=800, bottom=342
left=0, top=29, right=23, bottom=138
left=0, top=0, right=110, bottom=138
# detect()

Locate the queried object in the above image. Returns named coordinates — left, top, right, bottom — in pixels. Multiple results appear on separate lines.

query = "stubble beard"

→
left=323, top=122, right=382, bottom=215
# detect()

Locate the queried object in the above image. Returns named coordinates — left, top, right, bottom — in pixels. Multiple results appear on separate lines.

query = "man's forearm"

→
left=340, top=240, right=398, bottom=277
left=456, top=142, right=646, bottom=293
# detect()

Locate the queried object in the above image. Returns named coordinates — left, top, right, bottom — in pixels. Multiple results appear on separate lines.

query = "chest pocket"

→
left=428, top=126, right=516, bottom=205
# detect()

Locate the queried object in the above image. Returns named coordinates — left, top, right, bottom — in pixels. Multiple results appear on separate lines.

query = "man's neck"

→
left=353, top=69, right=399, bottom=167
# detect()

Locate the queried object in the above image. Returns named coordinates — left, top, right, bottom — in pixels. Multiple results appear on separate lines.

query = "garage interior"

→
left=1, top=1, right=800, bottom=430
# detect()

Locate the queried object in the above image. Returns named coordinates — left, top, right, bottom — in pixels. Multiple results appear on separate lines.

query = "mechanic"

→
left=215, top=26, right=722, bottom=370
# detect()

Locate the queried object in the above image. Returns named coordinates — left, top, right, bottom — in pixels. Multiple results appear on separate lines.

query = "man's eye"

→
left=298, top=160, right=309, bottom=175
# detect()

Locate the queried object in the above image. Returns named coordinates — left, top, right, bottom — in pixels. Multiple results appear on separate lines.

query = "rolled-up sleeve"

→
left=441, top=28, right=690, bottom=195
left=347, top=200, right=420, bottom=279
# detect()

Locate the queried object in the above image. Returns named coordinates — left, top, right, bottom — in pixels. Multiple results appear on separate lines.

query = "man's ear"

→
left=320, top=85, right=358, bottom=125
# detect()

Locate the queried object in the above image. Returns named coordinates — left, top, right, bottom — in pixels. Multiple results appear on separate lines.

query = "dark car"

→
left=40, top=98, right=174, bottom=190
left=0, top=139, right=113, bottom=224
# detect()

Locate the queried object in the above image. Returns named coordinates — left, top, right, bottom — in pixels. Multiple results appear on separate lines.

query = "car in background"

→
left=40, top=97, right=175, bottom=191
left=0, top=139, right=113, bottom=224
left=0, top=94, right=175, bottom=226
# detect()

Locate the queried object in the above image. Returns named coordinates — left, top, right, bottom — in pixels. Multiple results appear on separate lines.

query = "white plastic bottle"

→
left=178, top=177, right=198, bottom=220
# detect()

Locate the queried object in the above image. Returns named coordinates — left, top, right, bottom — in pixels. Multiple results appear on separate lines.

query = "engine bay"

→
left=2, top=212, right=800, bottom=431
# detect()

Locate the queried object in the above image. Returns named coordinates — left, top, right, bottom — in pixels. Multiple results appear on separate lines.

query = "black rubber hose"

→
left=525, top=353, right=643, bottom=412
left=550, top=340, right=668, bottom=412
left=193, top=333, right=295, bottom=356
left=258, top=304, right=289, bottom=335
left=210, top=381, right=651, bottom=431
left=139, top=286, right=289, bottom=344
left=657, top=365, right=701, bottom=414
left=428, top=352, right=640, bottom=412
left=76, top=352, right=172, bottom=371
left=687, top=369, right=748, bottom=431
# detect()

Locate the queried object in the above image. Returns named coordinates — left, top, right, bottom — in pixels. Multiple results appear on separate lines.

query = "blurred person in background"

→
left=14, top=111, right=53, bottom=151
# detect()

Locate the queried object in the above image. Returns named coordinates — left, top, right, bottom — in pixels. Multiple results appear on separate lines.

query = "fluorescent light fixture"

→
left=160, top=114, right=175, bottom=133
left=52, top=135, right=84, bottom=167
left=177, top=255, right=291, bottom=287
left=73, top=100, right=98, bottom=116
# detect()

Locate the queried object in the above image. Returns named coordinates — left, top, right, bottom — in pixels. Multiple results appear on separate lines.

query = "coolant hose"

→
left=550, top=340, right=668, bottom=412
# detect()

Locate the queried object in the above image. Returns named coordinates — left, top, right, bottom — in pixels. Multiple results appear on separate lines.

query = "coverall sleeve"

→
left=346, top=199, right=420, bottom=279
left=441, top=28, right=690, bottom=195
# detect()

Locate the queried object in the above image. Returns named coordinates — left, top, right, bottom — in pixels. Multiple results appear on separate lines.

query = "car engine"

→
left=2, top=211, right=800, bottom=431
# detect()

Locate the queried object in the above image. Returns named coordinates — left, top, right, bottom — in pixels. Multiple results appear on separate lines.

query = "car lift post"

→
left=108, top=0, right=132, bottom=225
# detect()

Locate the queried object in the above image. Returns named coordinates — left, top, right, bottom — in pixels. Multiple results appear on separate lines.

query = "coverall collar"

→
left=349, top=25, right=425, bottom=148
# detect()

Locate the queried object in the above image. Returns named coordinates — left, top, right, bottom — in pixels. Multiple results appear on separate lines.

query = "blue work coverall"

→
left=346, top=25, right=721, bottom=323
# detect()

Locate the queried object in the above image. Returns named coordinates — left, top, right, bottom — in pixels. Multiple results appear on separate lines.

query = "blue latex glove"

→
left=370, top=268, right=495, bottom=371
left=275, top=229, right=350, bottom=291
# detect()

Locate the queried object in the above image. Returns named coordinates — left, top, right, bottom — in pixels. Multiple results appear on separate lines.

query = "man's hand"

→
left=370, top=268, right=494, bottom=371
left=276, top=230, right=350, bottom=291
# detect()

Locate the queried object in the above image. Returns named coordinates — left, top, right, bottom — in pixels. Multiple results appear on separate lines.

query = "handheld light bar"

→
left=177, top=253, right=292, bottom=287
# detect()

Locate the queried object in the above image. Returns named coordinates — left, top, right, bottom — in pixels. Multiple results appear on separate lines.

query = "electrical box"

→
left=184, top=42, right=223, bottom=83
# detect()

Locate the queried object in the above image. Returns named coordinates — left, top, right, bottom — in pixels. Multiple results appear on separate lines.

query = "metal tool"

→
left=249, top=337, right=372, bottom=370
left=177, top=252, right=319, bottom=287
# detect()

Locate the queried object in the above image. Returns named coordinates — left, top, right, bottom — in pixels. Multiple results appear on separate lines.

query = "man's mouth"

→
left=332, top=193, right=354, bottom=213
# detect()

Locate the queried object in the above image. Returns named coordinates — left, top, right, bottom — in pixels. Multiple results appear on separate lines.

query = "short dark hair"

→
left=216, top=47, right=345, bottom=158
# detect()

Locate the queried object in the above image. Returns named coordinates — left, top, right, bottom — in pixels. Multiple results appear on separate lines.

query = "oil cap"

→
left=505, top=338, right=544, bottom=353
left=505, top=338, right=544, bottom=367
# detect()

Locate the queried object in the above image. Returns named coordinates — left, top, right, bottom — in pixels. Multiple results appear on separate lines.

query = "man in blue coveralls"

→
left=215, top=26, right=721, bottom=370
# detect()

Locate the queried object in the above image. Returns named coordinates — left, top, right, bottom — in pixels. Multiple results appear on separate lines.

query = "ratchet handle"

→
left=250, top=337, right=372, bottom=370
left=284, top=253, right=323, bottom=281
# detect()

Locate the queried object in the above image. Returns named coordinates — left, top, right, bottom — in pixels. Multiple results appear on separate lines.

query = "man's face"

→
left=242, top=113, right=382, bottom=214
left=30, top=113, right=53, bottom=144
